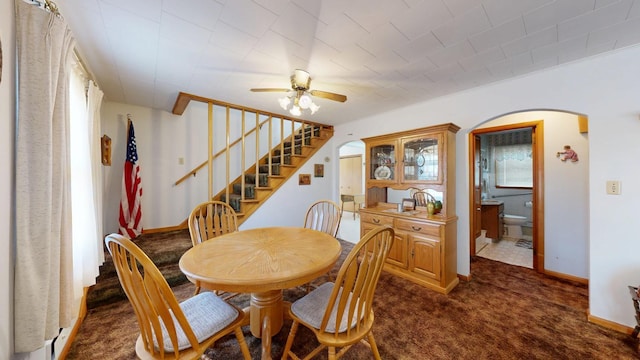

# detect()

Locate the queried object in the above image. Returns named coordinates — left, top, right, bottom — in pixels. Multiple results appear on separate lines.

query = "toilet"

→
left=503, top=214, right=527, bottom=240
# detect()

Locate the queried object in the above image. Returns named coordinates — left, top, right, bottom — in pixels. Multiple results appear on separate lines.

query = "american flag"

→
left=119, top=120, right=143, bottom=238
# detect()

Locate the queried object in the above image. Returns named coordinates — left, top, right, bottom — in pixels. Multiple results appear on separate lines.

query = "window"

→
left=494, top=144, right=532, bottom=188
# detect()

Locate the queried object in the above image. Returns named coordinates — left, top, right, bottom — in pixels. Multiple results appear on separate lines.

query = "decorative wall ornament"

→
left=314, top=164, right=324, bottom=177
left=557, top=145, right=578, bottom=162
left=101, top=134, right=112, bottom=165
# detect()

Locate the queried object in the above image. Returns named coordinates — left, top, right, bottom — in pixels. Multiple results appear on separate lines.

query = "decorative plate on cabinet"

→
left=374, top=165, right=391, bottom=180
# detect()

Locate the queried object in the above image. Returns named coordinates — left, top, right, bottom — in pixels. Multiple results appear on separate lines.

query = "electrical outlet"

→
left=606, top=180, right=621, bottom=195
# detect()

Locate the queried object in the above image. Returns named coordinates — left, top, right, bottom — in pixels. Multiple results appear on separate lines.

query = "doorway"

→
left=338, top=141, right=365, bottom=243
left=339, top=155, right=363, bottom=213
left=469, top=121, right=544, bottom=272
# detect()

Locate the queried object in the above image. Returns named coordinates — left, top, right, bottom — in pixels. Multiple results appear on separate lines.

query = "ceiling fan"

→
left=250, top=69, right=347, bottom=116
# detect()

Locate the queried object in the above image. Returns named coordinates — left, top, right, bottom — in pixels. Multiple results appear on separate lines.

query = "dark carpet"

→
left=67, top=230, right=639, bottom=359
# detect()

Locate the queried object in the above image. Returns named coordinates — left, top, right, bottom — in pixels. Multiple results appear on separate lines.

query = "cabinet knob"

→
left=411, top=226, right=422, bottom=231
left=373, top=218, right=380, bottom=224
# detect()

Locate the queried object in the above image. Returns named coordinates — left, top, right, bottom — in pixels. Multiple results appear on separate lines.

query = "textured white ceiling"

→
left=57, top=0, right=640, bottom=125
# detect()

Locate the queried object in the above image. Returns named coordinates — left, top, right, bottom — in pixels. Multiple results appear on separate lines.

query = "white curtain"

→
left=69, top=66, right=104, bottom=309
left=494, top=144, right=533, bottom=187
left=88, top=81, right=105, bottom=265
left=14, top=0, right=75, bottom=352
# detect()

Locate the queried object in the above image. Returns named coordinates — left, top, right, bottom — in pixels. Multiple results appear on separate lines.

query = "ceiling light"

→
left=278, top=92, right=319, bottom=116
left=278, top=96, right=291, bottom=110
left=309, top=102, right=320, bottom=114
left=298, top=94, right=312, bottom=109
left=290, top=105, right=302, bottom=116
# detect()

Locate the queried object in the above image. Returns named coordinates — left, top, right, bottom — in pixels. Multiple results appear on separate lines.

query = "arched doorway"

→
left=468, top=110, right=589, bottom=279
left=337, top=140, right=365, bottom=243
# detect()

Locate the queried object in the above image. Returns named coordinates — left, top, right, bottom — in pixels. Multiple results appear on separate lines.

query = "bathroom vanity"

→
left=361, top=123, right=460, bottom=294
left=481, top=201, right=504, bottom=240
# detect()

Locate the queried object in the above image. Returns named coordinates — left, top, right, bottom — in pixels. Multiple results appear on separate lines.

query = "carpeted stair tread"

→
left=232, top=183, right=256, bottom=199
left=87, top=229, right=193, bottom=309
left=258, top=164, right=280, bottom=175
left=244, top=173, right=268, bottom=187
left=270, top=154, right=292, bottom=165
left=87, top=264, right=189, bottom=309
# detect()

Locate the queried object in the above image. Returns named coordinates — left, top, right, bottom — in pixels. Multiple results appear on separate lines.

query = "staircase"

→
left=172, top=92, right=334, bottom=227
left=218, top=125, right=329, bottom=221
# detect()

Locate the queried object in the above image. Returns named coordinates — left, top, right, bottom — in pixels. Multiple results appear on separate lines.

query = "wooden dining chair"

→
left=302, top=199, right=343, bottom=291
left=410, top=187, right=430, bottom=207
left=104, top=234, right=251, bottom=360
left=304, top=199, right=342, bottom=237
left=282, top=225, right=395, bottom=360
left=188, top=200, right=239, bottom=297
left=188, top=200, right=238, bottom=246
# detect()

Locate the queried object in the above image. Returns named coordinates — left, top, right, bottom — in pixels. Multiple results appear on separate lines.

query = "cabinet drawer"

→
left=395, top=219, right=440, bottom=237
left=360, top=212, right=394, bottom=226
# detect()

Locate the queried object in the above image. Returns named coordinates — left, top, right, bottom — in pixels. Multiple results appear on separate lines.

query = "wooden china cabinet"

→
left=360, top=123, right=460, bottom=294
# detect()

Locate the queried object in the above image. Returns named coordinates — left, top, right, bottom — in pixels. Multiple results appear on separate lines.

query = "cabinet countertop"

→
left=360, top=204, right=457, bottom=224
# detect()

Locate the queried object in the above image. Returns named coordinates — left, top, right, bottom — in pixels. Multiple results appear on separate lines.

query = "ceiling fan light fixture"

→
left=289, top=105, right=302, bottom=116
left=251, top=69, right=346, bottom=116
left=278, top=96, right=291, bottom=110
left=309, top=102, right=320, bottom=114
left=298, top=94, right=312, bottom=109
left=292, top=69, right=311, bottom=89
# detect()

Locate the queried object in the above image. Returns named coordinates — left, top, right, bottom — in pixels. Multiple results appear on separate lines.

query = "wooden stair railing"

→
left=174, top=117, right=271, bottom=186
left=172, top=92, right=334, bottom=228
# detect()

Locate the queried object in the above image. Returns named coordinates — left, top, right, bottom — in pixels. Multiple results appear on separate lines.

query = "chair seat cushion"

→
left=157, top=292, right=238, bottom=352
left=291, top=282, right=361, bottom=333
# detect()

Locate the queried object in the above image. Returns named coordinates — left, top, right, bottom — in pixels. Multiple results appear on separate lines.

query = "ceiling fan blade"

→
left=250, top=88, right=291, bottom=93
left=309, top=90, right=347, bottom=102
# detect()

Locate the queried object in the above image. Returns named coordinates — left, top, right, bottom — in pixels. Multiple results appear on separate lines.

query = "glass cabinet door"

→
left=369, top=142, right=396, bottom=181
left=402, top=135, right=442, bottom=183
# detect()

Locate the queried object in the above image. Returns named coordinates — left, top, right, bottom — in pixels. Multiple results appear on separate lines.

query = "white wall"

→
left=1, top=1, right=15, bottom=359
left=332, top=44, right=640, bottom=329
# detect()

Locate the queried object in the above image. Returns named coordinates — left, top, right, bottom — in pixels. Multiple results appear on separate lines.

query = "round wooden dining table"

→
left=178, top=226, right=342, bottom=339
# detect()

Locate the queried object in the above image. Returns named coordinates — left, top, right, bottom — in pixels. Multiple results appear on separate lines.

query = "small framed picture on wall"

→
left=314, top=164, right=324, bottom=177
left=299, top=174, right=311, bottom=185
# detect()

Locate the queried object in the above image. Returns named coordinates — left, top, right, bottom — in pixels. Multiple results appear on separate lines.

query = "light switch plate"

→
left=606, top=180, right=620, bottom=195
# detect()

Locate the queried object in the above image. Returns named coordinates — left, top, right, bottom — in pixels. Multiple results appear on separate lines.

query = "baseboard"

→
left=543, top=269, right=588, bottom=285
left=58, top=287, right=89, bottom=359
left=588, top=311, right=634, bottom=335
left=143, top=224, right=187, bottom=234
